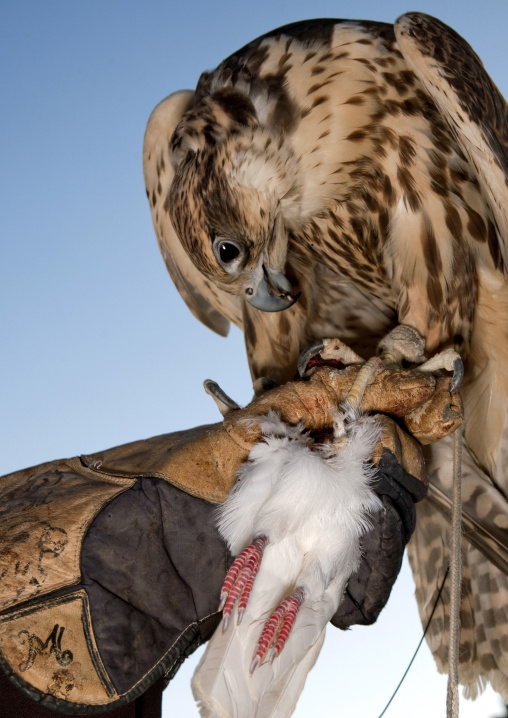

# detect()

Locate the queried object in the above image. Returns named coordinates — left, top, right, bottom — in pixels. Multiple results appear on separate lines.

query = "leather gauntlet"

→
left=161, top=364, right=462, bottom=631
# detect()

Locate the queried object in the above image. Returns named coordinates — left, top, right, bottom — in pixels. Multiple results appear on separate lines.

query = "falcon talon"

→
left=417, top=349, right=464, bottom=392
left=297, top=337, right=365, bottom=378
left=203, top=379, right=241, bottom=416
left=451, top=356, right=464, bottom=392
left=297, top=340, right=325, bottom=377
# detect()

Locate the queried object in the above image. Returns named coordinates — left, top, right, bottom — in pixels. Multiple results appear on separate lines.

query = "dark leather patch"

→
left=81, top=478, right=231, bottom=695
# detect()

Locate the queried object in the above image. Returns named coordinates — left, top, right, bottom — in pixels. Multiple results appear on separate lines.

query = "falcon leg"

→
left=220, top=535, right=268, bottom=630
left=378, top=326, right=463, bottom=390
left=250, top=586, right=306, bottom=673
left=377, top=325, right=426, bottom=366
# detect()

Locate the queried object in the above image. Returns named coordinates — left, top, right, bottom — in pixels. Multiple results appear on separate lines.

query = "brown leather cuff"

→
left=157, top=426, right=250, bottom=503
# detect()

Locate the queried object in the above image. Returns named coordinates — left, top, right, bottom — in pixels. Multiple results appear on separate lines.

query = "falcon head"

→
left=168, top=105, right=302, bottom=312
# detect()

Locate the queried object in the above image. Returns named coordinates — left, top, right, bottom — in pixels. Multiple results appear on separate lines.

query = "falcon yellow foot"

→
left=298, top=337, right=364, bottom=378
left=378, top=325, right=463, bottom=391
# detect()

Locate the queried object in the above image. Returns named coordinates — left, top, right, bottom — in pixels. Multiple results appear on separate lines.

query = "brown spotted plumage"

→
left=143, top=13, right=508, bottom=701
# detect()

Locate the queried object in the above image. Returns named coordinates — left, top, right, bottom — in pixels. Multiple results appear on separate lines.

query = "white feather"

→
left=192, top=411, right=382, bottom=718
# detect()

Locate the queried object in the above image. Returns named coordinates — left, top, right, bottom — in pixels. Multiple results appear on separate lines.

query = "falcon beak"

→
left=244, top=265, right=299, bottom=312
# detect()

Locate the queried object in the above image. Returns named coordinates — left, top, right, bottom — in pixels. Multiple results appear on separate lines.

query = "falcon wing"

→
left=143, top=91, right=243, bottom=336
left=395, top=12, right=508, bottom=272
left=395, top=14, right=508, bottom=697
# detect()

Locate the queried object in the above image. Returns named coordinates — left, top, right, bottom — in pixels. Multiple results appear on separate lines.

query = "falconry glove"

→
left=0, top=365, right=460, bottom=713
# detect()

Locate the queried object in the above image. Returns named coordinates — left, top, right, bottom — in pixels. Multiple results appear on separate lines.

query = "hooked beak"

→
left=245, top=265, right=299, bottom=312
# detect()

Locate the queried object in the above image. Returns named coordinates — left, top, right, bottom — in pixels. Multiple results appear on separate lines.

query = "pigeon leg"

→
left=250, top=586, right=306, bottom=673
left=220, top=535, right=268, bottom=630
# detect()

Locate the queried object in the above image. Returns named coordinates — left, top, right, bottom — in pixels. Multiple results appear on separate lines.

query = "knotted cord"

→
left=447, top=424, right=463, bottom=718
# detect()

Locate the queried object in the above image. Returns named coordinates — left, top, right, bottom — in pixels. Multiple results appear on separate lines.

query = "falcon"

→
left=143, top=13, right=508, bottom=702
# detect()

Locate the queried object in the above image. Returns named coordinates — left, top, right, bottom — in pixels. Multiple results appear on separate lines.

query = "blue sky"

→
left=2, top=1, right=508, bottom=716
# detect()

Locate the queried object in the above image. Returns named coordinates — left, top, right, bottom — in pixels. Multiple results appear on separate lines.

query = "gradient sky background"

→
left=2, top=1, right=508, bottom=716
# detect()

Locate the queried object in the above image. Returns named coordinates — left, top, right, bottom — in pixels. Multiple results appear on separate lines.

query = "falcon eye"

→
left=212, top=236, right=243, bottom=272
left=219, top=242, right=240, bottom=263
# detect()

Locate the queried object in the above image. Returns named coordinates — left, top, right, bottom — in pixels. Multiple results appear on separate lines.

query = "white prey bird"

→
left=192, top=399, right=383, bottom=718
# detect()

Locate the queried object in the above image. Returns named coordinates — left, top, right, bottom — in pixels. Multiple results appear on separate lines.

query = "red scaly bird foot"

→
left=250, top=586, right=306, bottom=673
left=219, top=535, right=268, bottom=631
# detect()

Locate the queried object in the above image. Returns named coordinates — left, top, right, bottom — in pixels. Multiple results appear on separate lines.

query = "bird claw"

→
left=417, top=348, right=464, bottom=392
left=298, top=340, right=325, bottom=377
left=298, top=339, right=383, bottom=412
left=298, top=338, right=365, bottom=378
left=450, top=356, right=464, bottom=392
left=203, top=380, right=241, bottom=416
left=220, top=535, right=268, bottom=630
left=250, top=586, right=306, bottom=673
